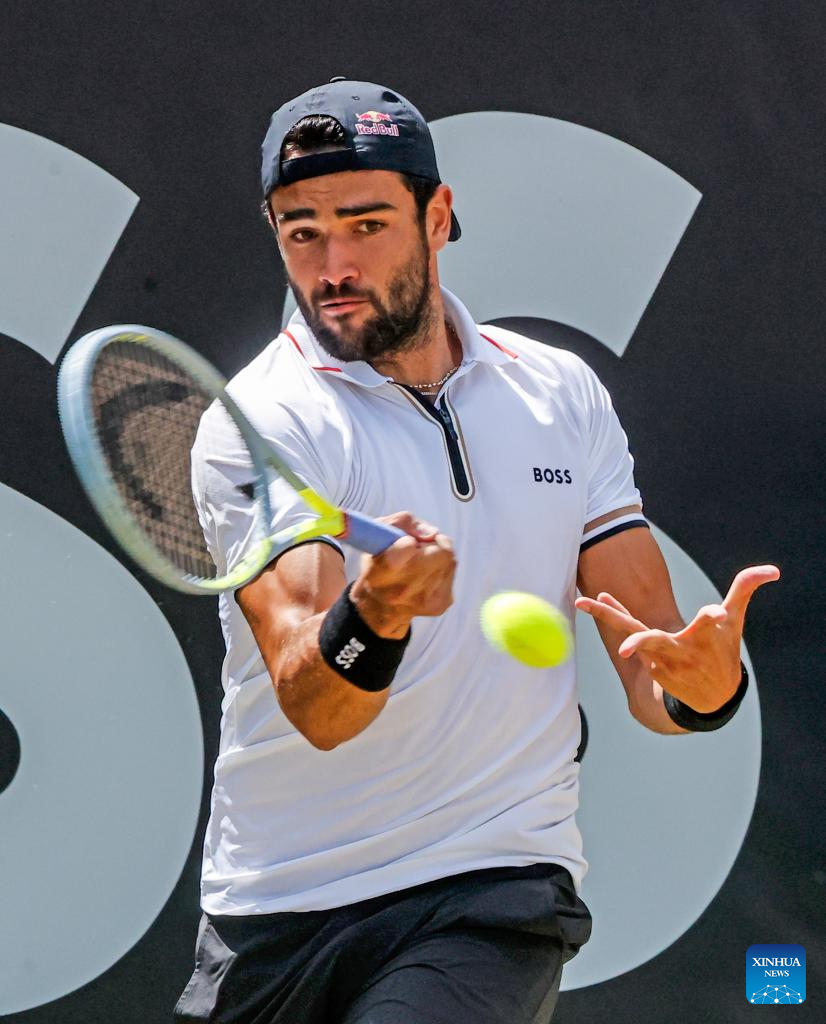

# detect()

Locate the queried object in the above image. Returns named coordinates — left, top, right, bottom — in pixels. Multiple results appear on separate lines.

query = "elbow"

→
left=282, top=708, right=344, bottom=750
left=269, top=659, right=385, bottom=750
left=303, top=730, right=341, bottom=752
left=276, top=689, right=344, bottom=750
left=271, top=675, right=346, bottom=751
left=286, top=708, right=371, bottom=751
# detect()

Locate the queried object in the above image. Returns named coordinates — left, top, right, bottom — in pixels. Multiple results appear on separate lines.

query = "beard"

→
left=289, top=237, right=435, bottom=364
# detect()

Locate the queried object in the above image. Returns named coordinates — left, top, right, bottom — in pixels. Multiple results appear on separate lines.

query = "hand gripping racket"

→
left=57, top=325, right=405, bottom=595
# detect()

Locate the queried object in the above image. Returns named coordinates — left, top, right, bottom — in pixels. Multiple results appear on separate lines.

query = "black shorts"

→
left=173, top=863, right=592, bottom=1024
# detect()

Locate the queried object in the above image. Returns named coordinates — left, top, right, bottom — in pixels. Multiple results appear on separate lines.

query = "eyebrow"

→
left=277, top=201, right=397, bottom=223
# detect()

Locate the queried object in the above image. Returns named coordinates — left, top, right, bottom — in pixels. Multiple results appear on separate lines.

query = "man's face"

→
left=269, top=169, right=440, bottom=363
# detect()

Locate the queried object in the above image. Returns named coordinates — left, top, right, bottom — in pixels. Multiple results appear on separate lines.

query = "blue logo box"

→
left=747, top=944, right=806, bottom=1004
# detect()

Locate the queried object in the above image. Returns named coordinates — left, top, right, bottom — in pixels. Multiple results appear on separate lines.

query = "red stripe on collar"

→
left=479, top=332, right=519, bottom=359
left=282, top=329, right=343, bottom=372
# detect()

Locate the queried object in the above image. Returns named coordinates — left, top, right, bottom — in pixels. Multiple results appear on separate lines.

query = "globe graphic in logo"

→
left=750, top=984, right=804, bottom=1004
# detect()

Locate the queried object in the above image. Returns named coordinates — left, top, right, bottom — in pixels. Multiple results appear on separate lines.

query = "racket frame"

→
left=58, top=325, right=348, bottom=594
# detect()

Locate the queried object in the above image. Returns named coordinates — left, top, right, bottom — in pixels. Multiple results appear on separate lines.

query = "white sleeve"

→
left=572, top=358, right=647, bottom=550
left=191, top=401, right=343, bottom=580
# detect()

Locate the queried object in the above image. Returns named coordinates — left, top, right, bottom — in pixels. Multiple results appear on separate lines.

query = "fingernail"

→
left=416, top=523, right=437, bottom=538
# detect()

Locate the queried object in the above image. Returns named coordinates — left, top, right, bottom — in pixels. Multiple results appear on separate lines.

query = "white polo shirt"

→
left=192, top=287, right=645, bottom=915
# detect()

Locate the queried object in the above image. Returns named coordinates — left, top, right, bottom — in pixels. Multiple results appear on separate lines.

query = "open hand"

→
left=575, top=565, right=780, bottom=712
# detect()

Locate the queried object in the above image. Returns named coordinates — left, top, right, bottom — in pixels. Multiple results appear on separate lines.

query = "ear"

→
left=427, top=184, right=454, bottom=253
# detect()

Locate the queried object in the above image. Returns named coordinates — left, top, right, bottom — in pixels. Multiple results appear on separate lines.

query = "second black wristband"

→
left=662, top=661, right=749, bottom=732
left=318, top=582, right=411, bottom=692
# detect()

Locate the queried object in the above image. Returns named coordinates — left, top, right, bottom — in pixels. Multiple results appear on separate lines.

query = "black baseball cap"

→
left=261, top=77, right=461, bottom=241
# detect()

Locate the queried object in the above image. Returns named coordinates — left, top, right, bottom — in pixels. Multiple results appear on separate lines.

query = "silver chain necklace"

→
left=404, top=323, right=461, bottom=396
left=408, top=365, right=459, bottom=395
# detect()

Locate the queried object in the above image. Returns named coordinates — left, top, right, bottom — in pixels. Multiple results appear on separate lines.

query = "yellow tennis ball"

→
left=480, top=591, right=573, bottom=668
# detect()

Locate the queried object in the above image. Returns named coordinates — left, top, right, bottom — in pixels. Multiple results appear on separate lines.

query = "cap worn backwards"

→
left=261, top=77, right=461, bottom=241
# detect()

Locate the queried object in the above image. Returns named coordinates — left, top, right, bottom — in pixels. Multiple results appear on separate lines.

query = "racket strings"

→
left=91, top=342, right=218, bottom=580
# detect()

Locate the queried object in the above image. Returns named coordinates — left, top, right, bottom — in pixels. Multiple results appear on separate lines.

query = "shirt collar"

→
left=283, top=287, right=515, bottom=388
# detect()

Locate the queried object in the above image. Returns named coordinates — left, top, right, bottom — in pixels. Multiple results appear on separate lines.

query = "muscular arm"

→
left=236, top=514, right=455, bottom=750
left=237, top=542, right=392, bottom=750
left=576, top=510, right=690, bottom=734
left=577, top=508, right=778, bottom=734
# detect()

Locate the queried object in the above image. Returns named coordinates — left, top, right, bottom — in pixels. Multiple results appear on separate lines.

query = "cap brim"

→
left=449, top=210, right=461, bottom=242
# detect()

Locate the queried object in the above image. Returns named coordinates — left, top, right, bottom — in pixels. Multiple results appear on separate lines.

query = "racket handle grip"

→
left=344, top=511, right=407, bottom=554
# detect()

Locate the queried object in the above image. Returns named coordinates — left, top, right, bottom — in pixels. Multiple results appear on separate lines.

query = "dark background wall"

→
left=1, top=1, right=823, bottom=1020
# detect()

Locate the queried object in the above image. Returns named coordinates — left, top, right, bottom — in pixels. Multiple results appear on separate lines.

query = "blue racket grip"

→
left=343, top=511, right=407, bottom=554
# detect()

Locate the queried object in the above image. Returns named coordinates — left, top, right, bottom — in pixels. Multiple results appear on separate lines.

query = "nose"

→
left=319, top=235, right=360, bottom=291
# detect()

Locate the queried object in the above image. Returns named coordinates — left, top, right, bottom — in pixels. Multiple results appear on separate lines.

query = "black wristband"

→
left=662, top=661, right=749, bottom=732
left=318, top=582, right=411, bottom=692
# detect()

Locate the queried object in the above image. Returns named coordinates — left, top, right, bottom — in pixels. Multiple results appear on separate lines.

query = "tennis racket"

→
left=57, top=325, right=405, bottom=595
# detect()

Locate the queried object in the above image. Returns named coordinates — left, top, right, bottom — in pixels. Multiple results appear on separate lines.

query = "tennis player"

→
left=174, top=79, right=779, bottom=1024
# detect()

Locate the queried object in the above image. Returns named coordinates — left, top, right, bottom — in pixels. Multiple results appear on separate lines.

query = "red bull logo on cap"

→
left=355, top=111, right=400, bottom=137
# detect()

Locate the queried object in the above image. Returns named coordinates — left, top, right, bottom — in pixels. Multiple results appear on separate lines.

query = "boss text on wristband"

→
left=318, top=582, right=411, bottom=692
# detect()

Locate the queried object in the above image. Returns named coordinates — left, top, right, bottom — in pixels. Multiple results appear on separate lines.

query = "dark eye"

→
left=357, top=220, right=385, bottom=234
left=289, top=228, right=317, bottom=243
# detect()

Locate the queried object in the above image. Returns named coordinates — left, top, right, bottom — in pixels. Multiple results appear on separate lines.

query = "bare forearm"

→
left=237, top=515, right=455, bottom=751
left=626, top=661, right=690, bottom=735
left=273, top=609, right=391, bottom=750
left=576, top=528, right=777, bottom=737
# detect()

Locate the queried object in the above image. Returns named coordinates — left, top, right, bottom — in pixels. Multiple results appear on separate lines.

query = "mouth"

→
left=320, top=298, right=369, bottom=316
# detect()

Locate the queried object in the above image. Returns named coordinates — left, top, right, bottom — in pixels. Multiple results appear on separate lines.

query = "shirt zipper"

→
left=395, top=385, right=474, bottom=499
